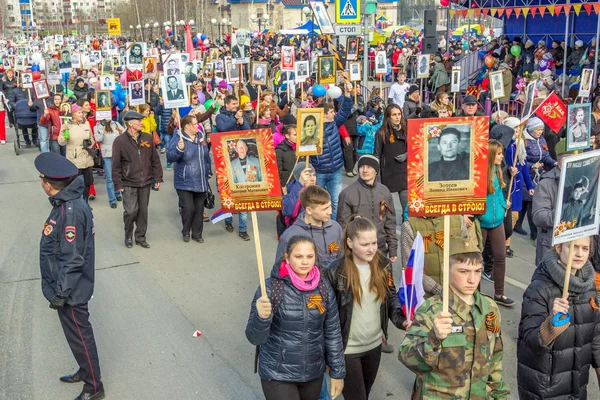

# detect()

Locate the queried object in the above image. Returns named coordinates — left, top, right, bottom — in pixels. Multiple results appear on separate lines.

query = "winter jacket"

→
left=142, top=115, right=157, bottom=134
left=275, top=215, right=344, bottom=268
left=57, top=121, right=96, bottom=169
left=479, top=168, right=508, bottom=229
left=356, top=116, right=383, bottom=155
left=14, top=97, right=38, bottom=126
left=567, top=46, right=585, bottom=70
left=95, top=121, right=125, bottom=159
left=520, top=45, right=535, bottom=76
left=155, top=104, right=173, bottom=134
left=111, top=130, right=164, bottom=190
left=517, top=251, right=600, bottom=400
left=275, top=138, right=297, bottom=187
left=429, top=62, right=450, bottom=93
left=402, top=96, right=421, bottom=119
left=343, top=96, right=365, bottom=138
left=245, top=262, right=346, bottom=382
left=215, top=108, right=251, bottom=132
left=505, top=139, right=534, bottom=212
left=167, top=130, right=211, bottom=193
left=311, top=96, right=353, bottom=174
left=524, top=131, right=557, bottom=201
left=531, top=167, right=559, bottom=266
left=2, top=77, right=17, bottom=100
left=282, top=179, right=303, bottom=219
left=337, top=179, right=398, bottom=258
left=374, top=126, right=408, bottom=193
left=72, top=84, right=89, bottom=100
left=324, top=253, right=406, bottom=350
left=39, top=105, right=63, bottom=140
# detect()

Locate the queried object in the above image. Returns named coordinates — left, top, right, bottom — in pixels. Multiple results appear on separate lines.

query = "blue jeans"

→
left=318, top=375, right=330, bottom=400
left=162, top=133, right=172, bottom=167
left=103, top=157, right=117, bottom=204
left=38, top=125, right=49, bottom=152
left=316, top=170, right=342, bottom=221
left=50, top=140, right=66, bottom=156
left=225, top=212, right=248, bottom=233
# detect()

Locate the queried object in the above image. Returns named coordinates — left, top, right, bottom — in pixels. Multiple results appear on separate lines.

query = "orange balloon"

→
left=93, top=40, right=100, bottom=50
left=484, top=55, right=494, bottom=68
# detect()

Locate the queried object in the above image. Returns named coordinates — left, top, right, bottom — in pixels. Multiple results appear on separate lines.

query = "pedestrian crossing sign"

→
left=336, top=0, right=360, bottom=24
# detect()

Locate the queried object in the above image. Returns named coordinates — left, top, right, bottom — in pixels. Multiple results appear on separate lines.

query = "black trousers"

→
left=176, top=190, right=207, bottom=238
left=18, top=123, right=38, bottom=144
left=122, top=184, right=151, bottom=241
left=516, top=200, right=537, bottom=238
left=57, top=304, right=103, bottom=394
left=342, top=344, right=382, bottom=400
left=342, top=136, right=358, bottom=173
left=261, top=376, right=324, bottom=400
left=78, top=167, right=94, bottom=202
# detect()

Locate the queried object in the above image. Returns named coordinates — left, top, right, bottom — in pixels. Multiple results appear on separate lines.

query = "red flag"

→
left=534, top=92, right=567, bottom=134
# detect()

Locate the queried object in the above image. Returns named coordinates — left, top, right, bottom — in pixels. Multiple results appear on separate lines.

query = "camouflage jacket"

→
left=399, top=289, right=510, bottom=399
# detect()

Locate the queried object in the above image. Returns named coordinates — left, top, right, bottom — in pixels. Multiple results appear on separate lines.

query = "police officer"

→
left=35, top=152, right=104, bottom=400
left=399, top=237, right=510, bottom=399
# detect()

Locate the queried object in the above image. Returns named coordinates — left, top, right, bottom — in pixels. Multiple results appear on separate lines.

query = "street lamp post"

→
left=210, top=18, right=216, bottom=40
left=130, top=25, right=135, bottom=40
left=153, top=22, right=159, bottom=40
left=145, top=23, right=149, bottom=42
left=211, top=18, right=228, bottom=43
left=250, top=13, right=269, bottom=33
left=302, top=7, right=312, bottom=51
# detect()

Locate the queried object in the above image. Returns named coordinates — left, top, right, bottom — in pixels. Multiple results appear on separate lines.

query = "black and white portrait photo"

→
left=451, top=67, right=461, bottom=93
left=521, top=81, right=536, bottom=121
left=566, top=103, right=591, bottom=151
left=95, top=90, right=111, bottom=110
left=349, top=61, right=361, bottom=82
left=310, top=1, right=334, bottom=34
left=375, top=51, right=387, bottom=75
left=417, top=54, right=430, bottom=79
left=427, top=124, right=471, bottom=182
left=33, top=80, right=50, bottom=100
left=71, top=53, right=81, bottom=68
left=579, top=68, right=593, bottom=98
left=226, top=63, right=241, bottom=83
left=553, top=151, right=600, bottom=245
left=489, top=71, right=504, bottom=101
left=161, top=74, right=189, bottom=108
left=181, top=54, right=189, bottom=64
left=184, top=62, right=196, bottom=83
left=129, top=80, right=145, bottom=106
left=89, top=51, right=102, bottom=65
left=232, top=29, right=250, bottom=60
left=346, top=38, right=359, bottom=61
left=21, top=72, right=33, bottom=88
left=59, top=50, right=72, bottom=71
left=251, top=62, right=268, bottom=85
left=294, top=60, right=309, bottom=83
left=101, top=75, right=116, bottom=90
left=164, top=56, right=181, bottom=76
left=127, top=42, right=145, bottom=68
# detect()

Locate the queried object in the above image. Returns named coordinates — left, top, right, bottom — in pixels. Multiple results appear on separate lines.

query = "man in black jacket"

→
left=112, top=111, right=163, bottom=248
left=35, top=153, right=105, bottom=400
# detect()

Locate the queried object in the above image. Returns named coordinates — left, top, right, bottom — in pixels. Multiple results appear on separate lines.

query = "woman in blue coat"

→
left=246, top=236, right=346, bottom=400
left=503, top=118, right=534, bottom=256
left=514, top=117, right=557, bottom=240
left=166, top=114, right=211, bottom=243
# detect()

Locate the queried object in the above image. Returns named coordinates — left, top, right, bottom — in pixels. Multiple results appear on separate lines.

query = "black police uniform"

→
left=35, top=153, right=104, bottom=399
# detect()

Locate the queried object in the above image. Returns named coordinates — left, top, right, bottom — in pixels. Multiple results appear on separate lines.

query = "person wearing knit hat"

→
left=404, top=84, right=422, bottom=119
left=337, top=154, right=398, bottom=262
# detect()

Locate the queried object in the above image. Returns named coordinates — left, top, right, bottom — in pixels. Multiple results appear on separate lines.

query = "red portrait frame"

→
left=407, top=116, right=490, bottom=217
left=211, top=128, right=283, bottom=212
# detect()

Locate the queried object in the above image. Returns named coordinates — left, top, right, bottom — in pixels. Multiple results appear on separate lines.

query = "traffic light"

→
left=365, top=0, right=377, bottom=15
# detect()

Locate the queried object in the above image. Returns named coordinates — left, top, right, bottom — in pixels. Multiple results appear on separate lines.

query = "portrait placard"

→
left=226, top=62, right=241, bottom=83
left=231, top=28, right=250, bottom=64
left=348, top=62, right=361, bottom=82
left=126, top=42, right=145, bottom=69
left=450, top=66, right=461, bottom=93
left=100, top=74, right=115, bottom=90
left=579, top=68, right=593, bottom=98
left=296, top=108, right=325, bottom=156
left=281, top=46, right=295, bottom=71
left=143, top=57, right=157, bottom=78
left=346, top=38, right=359, bottom=61
left=552, top=150, right=600, bottom=245
left=21, top=72, right=33, bottom=88
left=374, top=51, right=387, bottom=75
left=161, top=74, right=189, bottom=108
left=162, top=53, right=182, bottom=76
left=212, top=128, right=283, bottom=213
left=251, top=61, right=268, bottom=85
left=58, top=49, right=72, bottom=72
left=71, top=53, right=82, bottom=68
left=129, top=80, right=145, bottom=106
left=416, top=54, right=430, bottom=79
left=520, top=80, right=537, bottom=122
left=407, top=116, right=490, bottom=217
left=59, top=102, right=72, bottom=119
left=566, top=103, right=591, bottom=151
left=310, top=1, right=334, bottom=34
left=489, top=71, right=504, bottom=101
left=101, top=58, right=113, bottom=73
left=95, top=90, right=112, bottom=120
left=318, top=56, right=336, bottom=85
left=33, top=79, right=50, bottom=100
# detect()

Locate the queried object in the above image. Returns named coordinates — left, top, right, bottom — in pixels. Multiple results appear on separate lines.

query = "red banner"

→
left=534, top=92, right=567, bottom=134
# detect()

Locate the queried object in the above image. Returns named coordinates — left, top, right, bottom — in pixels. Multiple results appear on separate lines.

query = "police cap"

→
left=34, top=152, right=78, bottom=180
left=123, top=111, right=144, bottom=122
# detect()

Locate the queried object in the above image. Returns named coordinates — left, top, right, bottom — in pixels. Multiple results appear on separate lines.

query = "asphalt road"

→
left=1, top=129, right=598, bottom=400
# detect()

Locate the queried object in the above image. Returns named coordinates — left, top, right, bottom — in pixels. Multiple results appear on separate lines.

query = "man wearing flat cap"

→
left=457, top=95, right=484, bottom=117
left=429, top=127, right=471, bottom=182
left=35, top=152, right=105, bottom=400
left=112, top=111, right=163, bottom=248
left=400, top=236, right=509, bottom=400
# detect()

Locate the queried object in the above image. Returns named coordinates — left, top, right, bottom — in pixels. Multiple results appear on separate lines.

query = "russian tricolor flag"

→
left=399, top=233, right=425, bottom=321
left=211, top=208, right=233, bottom=224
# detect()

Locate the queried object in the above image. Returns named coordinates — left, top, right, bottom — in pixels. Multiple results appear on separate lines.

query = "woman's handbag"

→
left=152, top=130, right=162, bottom=146
left=204, top=184, right=215, bottom=209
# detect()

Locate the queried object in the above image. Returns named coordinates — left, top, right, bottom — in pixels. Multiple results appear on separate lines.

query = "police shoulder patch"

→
left=43, top=223, right=53, bottom=236
left=65, top=225, right=76, bottom=243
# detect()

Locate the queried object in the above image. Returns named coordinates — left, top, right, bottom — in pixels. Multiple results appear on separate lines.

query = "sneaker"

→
left=225, top=223, right=234, bottom=233
left=346, top=172, right=354, bottom=177
left=481, top=271, right=494, bottom=282
left=239, top=231, right=250, bottom=241
left=513, top=225, right=528, bottom=235
left=183, top=235, right=190, bottom=243
left=381, top=342, right=394, bottom=353
left=506, top=246, right=514, bottom=258
left=116, top=195, right=122, bottom=202
left=494, top=295, right=516, bottom=307
left=192, top=236, right=204, bottom=243
left=110, top=203, right=117, bottom=209
left=166, top=165, right=172, bottom=171
left=1, top=140, right=5, bottom=145
left=160, top=147, right=166, bottom=154
left=88, top=194, right=96, bottom=201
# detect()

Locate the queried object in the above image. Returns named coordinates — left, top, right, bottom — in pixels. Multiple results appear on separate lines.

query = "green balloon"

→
left=511, top=45, right=521, bottom=57
left=204, top=99, right=219, bottom=112
left=66, top=89, right=74, bottom=97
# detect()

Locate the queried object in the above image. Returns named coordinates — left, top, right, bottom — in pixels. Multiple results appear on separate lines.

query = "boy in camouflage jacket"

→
left=399, top=237, right=510, bottom=400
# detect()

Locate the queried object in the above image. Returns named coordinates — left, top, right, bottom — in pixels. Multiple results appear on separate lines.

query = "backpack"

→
left=254, top=277, right=329, bottom=373
left=275, top=210, right=300, bottom=240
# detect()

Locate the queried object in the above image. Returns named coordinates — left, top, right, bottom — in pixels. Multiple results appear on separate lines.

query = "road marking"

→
left=505, top=276, right=528, bottom=290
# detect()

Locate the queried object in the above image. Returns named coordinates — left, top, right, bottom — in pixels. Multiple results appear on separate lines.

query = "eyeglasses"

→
left=192, top=97, right=198, bottom=100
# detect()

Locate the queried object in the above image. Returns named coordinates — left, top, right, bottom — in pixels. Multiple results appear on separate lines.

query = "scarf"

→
left=279, top=261, right=321, bottom=292
left=542, top=251, right=595, bottom=294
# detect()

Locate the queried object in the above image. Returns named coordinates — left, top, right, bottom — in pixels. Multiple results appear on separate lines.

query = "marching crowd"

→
left=9, top=29, right=600, bottom=400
